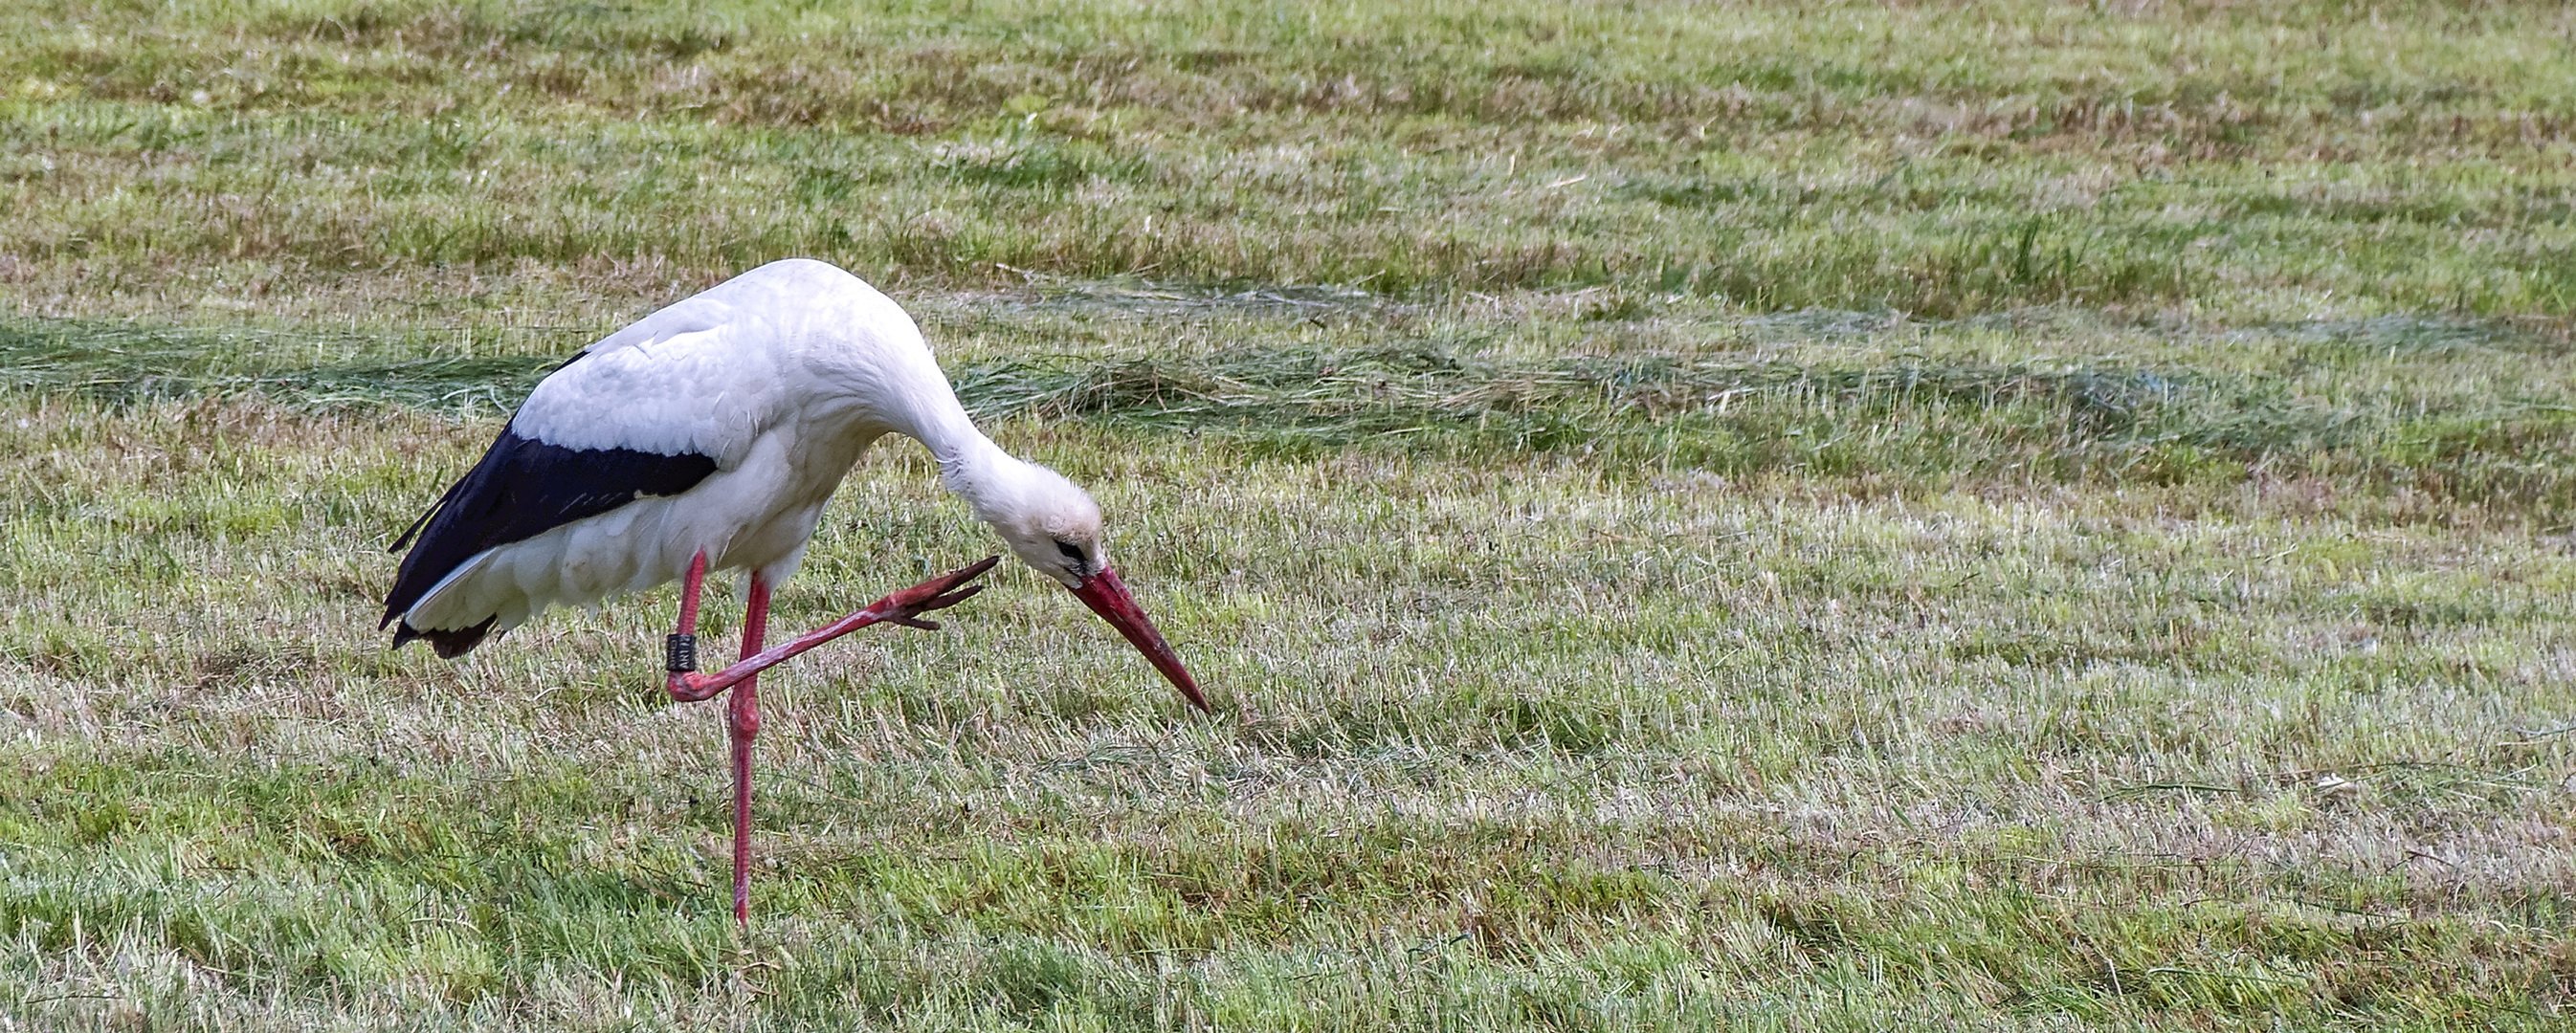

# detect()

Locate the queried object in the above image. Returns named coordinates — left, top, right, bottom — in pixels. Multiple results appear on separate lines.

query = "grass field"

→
left=5, top=1, right=2576, bottom=1028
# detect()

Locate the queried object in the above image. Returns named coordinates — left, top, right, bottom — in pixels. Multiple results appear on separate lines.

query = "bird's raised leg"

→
left=663, top=551, right=712, bottom=699
left=664, top=555, right=997, bottom=703
left=728, top=573, right=768, bottom=927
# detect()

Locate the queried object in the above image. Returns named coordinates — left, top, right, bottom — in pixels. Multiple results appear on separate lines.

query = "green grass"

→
left=5, top=1, right=2576, bottom=1029
left=8, top=0, right=2576, bottom=320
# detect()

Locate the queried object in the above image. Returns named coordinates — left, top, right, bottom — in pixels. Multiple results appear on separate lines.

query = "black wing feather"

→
left=382, top=425, right=719, bottom=640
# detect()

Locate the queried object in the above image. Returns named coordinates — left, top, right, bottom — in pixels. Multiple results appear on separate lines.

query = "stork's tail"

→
left=391, top=616, right=500, bottom=659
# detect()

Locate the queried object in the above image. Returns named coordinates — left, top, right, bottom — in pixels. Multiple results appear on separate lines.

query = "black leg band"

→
left=666, top=633, right=699, bottom=673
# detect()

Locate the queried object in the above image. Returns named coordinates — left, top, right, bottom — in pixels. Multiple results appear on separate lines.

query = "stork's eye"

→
left=1055, top=539, right=1086, bottom=563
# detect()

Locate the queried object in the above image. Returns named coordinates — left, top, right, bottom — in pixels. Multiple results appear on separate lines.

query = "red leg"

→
left=729, top=573, right=768, bottom=928
left=665, top=552, right=720, bottom=702
left=651, top=553, right=997, bottom=926
left=675, top=551, right=707, bottom=637
left=666, top=556, right=998, bottom=703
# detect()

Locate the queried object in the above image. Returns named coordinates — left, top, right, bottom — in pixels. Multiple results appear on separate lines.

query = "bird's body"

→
left=388, top=258, right=994, bottom=652
left=381, top=258, right=1208, bottom=925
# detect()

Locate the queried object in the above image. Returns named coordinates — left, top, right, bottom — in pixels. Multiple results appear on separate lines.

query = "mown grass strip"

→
left=0, top=316, right=2331, bottom=445
left=11, top=316, right=2575, bottom=517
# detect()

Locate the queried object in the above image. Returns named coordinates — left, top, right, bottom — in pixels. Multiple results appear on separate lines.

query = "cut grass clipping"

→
left=8, top=316, right=2572, bottom=518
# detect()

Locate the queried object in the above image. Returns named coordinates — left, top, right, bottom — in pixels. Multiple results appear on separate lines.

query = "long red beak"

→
left=1068, top=566, right=1210, bottom=714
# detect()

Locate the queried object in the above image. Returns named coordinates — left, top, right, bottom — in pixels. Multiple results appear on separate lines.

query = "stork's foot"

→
left=867, top=555, right=999, bottom=631
left=663, top=556, right=1000, bottom=702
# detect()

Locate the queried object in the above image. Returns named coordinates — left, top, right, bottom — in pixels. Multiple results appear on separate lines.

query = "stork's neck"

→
left=936, top=433, right=1028, bottom=524
left=890, top=394, right=1030, bottom=526
left=797, top=295, right=1038, bottom=526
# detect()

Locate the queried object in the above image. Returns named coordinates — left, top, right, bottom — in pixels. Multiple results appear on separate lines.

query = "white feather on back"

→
left=515, top=317, right=771, bottom=460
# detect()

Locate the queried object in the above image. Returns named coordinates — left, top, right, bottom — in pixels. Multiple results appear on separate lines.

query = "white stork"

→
left=381, top=257, right=1208, bottom=925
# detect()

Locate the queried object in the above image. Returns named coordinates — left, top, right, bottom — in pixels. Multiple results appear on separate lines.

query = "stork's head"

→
left=951, top=454, right=1209, bottom=713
